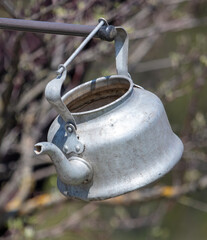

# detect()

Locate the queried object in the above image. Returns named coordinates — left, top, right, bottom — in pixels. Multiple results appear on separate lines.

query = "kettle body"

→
left=46, top=75, right=183, bottom=201
left=34, top=26, right=183, bottom=201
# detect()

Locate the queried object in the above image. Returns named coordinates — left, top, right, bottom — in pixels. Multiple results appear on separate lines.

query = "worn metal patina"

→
left=34, top=19, right=183, bottom=201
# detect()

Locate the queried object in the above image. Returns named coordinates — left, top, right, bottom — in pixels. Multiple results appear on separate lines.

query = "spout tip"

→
left=34, top=144, right=43, bottom=155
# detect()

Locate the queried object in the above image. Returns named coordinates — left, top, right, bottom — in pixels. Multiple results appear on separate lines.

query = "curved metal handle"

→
left=45, top=23, right=130, bottom=128
left=45, top=19, right=107, bottom=128
left=45, top=68, right=77, bottom=127
left=115, top=27, right=130, bottom=78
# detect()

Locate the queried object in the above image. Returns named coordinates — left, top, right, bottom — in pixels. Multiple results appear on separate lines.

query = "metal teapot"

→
left=34, top=20, right=183, bottom=201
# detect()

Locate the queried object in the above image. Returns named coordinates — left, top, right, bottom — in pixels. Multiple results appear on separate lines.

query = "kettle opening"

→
left=64, top=75, right=133, bottom=114
left=34, top=144, right=42, bottom=154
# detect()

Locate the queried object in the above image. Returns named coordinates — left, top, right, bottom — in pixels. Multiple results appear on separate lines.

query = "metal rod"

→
left=0, top=17, right=116, bottom=41
left=57, top=19, right=105, bottom=75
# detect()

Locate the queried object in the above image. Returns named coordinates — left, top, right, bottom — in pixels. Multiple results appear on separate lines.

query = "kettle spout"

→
left=34, top=142, right=93, bottom=185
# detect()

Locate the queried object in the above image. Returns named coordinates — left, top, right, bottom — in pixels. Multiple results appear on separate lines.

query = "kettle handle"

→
left=45, top=68, right=77, bottom=127
left=115, top=27, right=130, bottom=78
left=45, top=25, right=129, bottom=128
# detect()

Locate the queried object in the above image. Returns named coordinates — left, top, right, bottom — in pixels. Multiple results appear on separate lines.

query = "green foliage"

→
left=7, top=217, right=24, bottom=231
left=42, top=175, right=57, bottom=192
left=151, top=226, right=170, bottom=239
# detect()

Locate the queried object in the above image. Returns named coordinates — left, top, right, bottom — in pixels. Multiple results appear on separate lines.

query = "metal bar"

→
left=0, top=17, right=95, bottom=36
left=0, top=17, right=116, bottom=41
left=57, top=19, right=105, bottom=75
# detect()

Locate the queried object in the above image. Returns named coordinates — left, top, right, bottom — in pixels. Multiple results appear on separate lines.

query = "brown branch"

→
left=182, top=73, right=205, bottom=139
left=102, top=175, right=207, bottom=205
left=19, top=193, right=66, bottom=215
left=114, top=201, right=169, bottom=229
left=105, top=0, right=145, bottom=23
left=128, top=1, right=182, bottom=67
left=178, top=196, right=207, bottom=213
left=33, top=166, right=56, bottom=181
left=16, top=72, right=54, bottom=111
left=0, top=0, right=18, bottom=18
left=133, top=57, right=172, bottom=72
left=0, top=31, right=26, bottom=148
left=130, top=16, right=207, bottom=40
left=35, top=203, right=98, bottom=240
left=0, top=106, right=36, bottom=211
left=29, top=0, right=69, bottom=20
left=3, top=173, right=206, bottom=217
left=129, top=34, right=159, bottom=67
left=61, top=201, right=169, bottom=231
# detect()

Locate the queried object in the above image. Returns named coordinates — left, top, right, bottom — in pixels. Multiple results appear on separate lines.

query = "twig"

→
left=102, top=175, right=207, bottom=205
left=113, top=201, right=169, bottom=230
left=2, top=107, right=36, bottom=212
left=128, top=1, right=181, bottom=67
left=35, top=203, right=98, bottom=239
left=4, top=173, right=207, bottom=216
left=0, top=32, right=24, bottom=144
left=105, top=0, right=145, bottom=23
left=16, top=72, right=54, bottom=111
left=33, top=166, right=56, bottom=181
left=130, top=16, right=207, bottom=40
left=0, top=0, right=18, bottom=18
left=29, top=0, right=69, bottom=20
left=166, top=0, right=190, bottom=4
left=178, top=196, right=207, bottom=213
left=19, top=192, right=66, bottom=215
left=129, top=34, right=159, bottom=67
left=134, top=57, right=172, bottom=72
left=0, top=127, right=20, bottom=156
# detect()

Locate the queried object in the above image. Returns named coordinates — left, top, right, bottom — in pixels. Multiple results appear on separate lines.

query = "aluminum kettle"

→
left=34, top=26, right=183, bottom=201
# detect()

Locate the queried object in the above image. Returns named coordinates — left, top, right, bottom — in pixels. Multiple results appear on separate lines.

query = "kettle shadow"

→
left=90, top=76, right=110, bottom=91
left=57, top=178, right=93, bottom=201
left=52, top=117, right=93, bottom=201
left=51, top=116, right=68, bottom=149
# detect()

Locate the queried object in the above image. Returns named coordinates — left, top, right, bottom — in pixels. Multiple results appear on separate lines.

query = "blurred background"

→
left=0, top=0, right=207, bottom=239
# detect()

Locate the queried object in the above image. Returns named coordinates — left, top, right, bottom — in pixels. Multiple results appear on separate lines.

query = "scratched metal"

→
left=34, top=25, right=183, bottom=201
left=47, top=75, right=183, bottom=201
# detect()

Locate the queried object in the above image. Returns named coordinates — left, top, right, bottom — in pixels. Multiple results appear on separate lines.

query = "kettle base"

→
left=57, top=134, right=183, bottom=201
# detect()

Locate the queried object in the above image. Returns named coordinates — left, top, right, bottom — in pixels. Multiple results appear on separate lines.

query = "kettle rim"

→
left=62, top=75, right=134, bottom=117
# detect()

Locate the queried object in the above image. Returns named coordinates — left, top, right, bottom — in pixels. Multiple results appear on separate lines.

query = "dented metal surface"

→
left=34, top=19, right=183, bottom=201
left=48, top=75, right=183, bottom=200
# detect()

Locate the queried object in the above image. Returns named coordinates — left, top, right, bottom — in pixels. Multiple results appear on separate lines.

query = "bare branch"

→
left=130, top=16, right=207, bottom=40
left=35, top=203, right=98, bottom=239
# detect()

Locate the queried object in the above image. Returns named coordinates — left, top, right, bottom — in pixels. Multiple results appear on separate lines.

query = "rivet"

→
left=67, top=126, right=73, bottom=133
left=75, top=145, right=80, bottom=152
left=63, top=145, right=69, bottom=154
